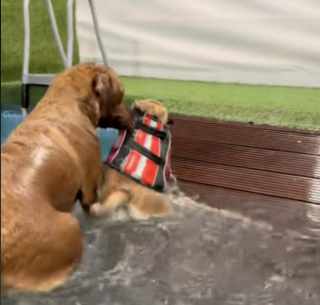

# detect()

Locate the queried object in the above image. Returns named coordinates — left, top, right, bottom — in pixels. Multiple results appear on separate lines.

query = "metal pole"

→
left=66, top=0, right=74, bottom=67
left=43, top=0, right=67, bottom=68
left=22, top=0, right=31, bottom=85
left=88, top=0, right=108, bottom=65
left=21, top=0, right=31, bottom=118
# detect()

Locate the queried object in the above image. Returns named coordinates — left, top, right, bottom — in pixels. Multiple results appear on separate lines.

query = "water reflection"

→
left=3, top=190, right=319, bottom=305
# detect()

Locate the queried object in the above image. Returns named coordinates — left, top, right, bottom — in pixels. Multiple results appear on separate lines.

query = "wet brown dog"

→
left=1, top=63, right=134, bottom=293
left=90, top=99, right=172, bottom=221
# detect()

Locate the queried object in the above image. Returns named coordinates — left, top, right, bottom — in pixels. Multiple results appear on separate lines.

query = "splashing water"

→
left=2, top=187, right=319, bottom=305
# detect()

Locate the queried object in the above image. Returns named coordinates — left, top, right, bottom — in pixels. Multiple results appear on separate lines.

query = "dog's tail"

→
left=90, top=189, right=132, bottom=217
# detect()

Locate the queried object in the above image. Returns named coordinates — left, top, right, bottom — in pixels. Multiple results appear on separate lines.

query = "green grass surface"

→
left=1, top=0, right=79, bottom=82
left=121, top=77, right=320, bottom=129
left=1, top=0, right=319, bottom=130
left=2, top=80, right=320, bottom=130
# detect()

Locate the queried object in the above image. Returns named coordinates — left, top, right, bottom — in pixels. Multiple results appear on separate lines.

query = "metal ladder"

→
left=21, top=0, right=108, bottom=118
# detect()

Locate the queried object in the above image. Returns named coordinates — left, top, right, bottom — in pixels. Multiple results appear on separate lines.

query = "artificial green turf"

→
left=2, top=80, right=320, bottom=130
left=1, top=0, right=319, bottom=130
left=1, top=0, right=79, bottom=82
left=121, top=77, right=320, bottom=129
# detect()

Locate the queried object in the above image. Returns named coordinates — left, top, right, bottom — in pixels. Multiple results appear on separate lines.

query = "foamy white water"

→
left=3, top=187, right=319, bottom=305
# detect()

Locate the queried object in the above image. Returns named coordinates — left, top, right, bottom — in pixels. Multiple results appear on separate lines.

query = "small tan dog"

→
left=90, top=99, right=174, bottom=220
left=1, top=63, right=134, bottom=293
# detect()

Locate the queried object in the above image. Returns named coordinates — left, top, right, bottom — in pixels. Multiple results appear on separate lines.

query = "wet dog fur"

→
left=90, top=99, right=171, bottom=221
left=1, top=63, right=134, bottom=293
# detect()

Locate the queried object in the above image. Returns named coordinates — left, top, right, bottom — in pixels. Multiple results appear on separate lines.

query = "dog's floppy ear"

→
left=92, top=72, right=108, bottom=119
left=92, top=69, right=124, bottom=119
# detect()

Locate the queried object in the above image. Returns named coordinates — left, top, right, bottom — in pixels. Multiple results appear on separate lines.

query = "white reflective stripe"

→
left=132, top=155, right=148, bottom=180
left=150, top=119, right=158, bottom=129
left=132, top=133, right=152, bottom=180
left=145, top=134, right=153, bottom=150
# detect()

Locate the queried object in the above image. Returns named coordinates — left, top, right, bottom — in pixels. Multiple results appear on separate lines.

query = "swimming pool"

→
left=2, top=105, right=319, bottom=305
left=1, top=104, right=118, bottom=159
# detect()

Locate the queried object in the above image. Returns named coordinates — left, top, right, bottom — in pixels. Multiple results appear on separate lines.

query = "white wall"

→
left=76, top=0, right=320, bottom=87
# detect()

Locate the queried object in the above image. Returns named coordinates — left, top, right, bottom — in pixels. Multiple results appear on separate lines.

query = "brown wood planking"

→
left=170, top=114, right=320, bottom=136
left=179, top=181, right=307, bottom=212
left=169, top=114, right=320, bottom=206
left=171, top=157, right=320, bottom=204
left=178, top=181, right=319, bottom=231
left=172, top=137, right=320, bottom=178
left=170, top=116, right=320, bottom=155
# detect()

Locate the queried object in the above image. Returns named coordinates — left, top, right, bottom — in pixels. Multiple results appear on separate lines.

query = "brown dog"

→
left=1, top=63, right=134, bottom=293
left=90, top=99, right=173, bottom=221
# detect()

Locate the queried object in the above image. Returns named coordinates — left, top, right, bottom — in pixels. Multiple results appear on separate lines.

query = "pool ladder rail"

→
left=21, top=0, right=108, bottom=118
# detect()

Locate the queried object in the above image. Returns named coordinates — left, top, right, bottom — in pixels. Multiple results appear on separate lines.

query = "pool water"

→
left=2, top=193, right=320, bottom=305
left=1, top=110, right=24, bottom=145
left=1, top=107, right=118, bottom=159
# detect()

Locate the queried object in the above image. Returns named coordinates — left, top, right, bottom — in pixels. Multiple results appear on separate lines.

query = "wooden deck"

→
left=170, top=114, right=320, bottom=222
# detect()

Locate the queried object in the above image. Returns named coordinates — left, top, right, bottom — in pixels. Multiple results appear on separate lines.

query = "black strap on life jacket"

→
left=106, top=107, right=172, bottom=192
left=130, top=140, right=164, bottom=166
left=134, top=120, right=167, bottom=140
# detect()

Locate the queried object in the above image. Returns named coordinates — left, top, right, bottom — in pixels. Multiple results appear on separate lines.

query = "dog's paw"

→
left=89, top=202, right=106, bottom=217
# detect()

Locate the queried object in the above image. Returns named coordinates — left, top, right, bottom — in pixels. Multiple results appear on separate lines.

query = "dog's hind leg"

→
left=1, top=211, right=82, bottom=293
left=79, top=159, right=102, bottom=213
left=90, top=189, right=131, bottom=217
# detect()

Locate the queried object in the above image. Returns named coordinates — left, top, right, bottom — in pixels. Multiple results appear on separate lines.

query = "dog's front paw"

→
left=89, top=202, right=106, bottom=217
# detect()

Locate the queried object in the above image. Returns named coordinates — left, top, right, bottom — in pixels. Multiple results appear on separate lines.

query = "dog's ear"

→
left=93, top=68, right=134, bottom=130
left=92, top=70, right=124, bottom=119
left=92, top=72, right=108, bottom=119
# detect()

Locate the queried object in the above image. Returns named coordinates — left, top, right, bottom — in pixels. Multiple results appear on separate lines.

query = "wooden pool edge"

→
left=169, top=114, right=320, bottom=212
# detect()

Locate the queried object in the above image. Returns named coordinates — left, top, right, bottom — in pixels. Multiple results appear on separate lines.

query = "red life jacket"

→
left=106, top=108, right=172, bottom=193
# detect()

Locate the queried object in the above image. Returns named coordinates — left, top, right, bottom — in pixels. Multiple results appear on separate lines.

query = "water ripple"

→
left=2, top=190, right=320, bottom=305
